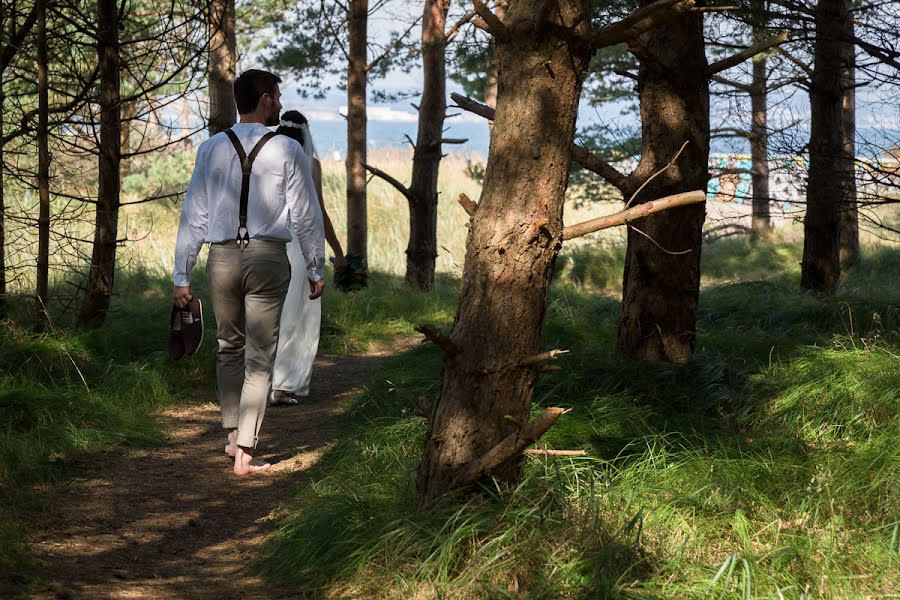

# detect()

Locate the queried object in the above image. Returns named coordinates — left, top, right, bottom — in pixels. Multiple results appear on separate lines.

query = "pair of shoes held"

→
left=168, top=298, right=204, bottom=360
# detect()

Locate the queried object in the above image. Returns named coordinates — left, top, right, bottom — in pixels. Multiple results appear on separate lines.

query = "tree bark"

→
left=0, top=65, right=6, bottom=319
left=345, top=0, right=368, bottom=284
left=76, top=0, right=121, bottom=328
left=416, top=0, right=593, bottom=507
left=405, top=0, right=449, bottom=291
left=35, top=0, right=50, bottom=330
left=801, top=0, right=846, bottom=293
left=749, top=0, right=770, bottom=235
left=838, top=31, right=858, bottom=266
left=207, top=0, right=236, bottom=135
left=617, top=5, right=709, bottom=363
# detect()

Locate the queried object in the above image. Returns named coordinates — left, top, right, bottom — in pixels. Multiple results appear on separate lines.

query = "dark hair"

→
left=233, top=69, right=282, bottom=114
left=276, top=110, right=308, bottom=148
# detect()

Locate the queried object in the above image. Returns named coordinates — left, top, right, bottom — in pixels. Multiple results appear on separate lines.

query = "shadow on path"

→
left=28, top=348, right=405, bottom=600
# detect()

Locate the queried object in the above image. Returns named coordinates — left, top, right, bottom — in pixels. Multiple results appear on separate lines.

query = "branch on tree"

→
left=458, top=193, right=478, bottom=216
left=589, top=0, right=694, bottom=50
left=472, top=0, right=510, bottom=41
left=441, top=138, right=468, bottom=144
left=364, top=163, right=416, bottom=203
left=776, top=46, right=814, bottom=78
left=367, top=15, right=422, bottom=72
left=451, top=407, right=567, bottom=488
left=563, top=190, right=706, bottom=240
left=450, top=93, right=631, bottom=192
left=415, top=324, right=459, bottom=356
left=445, top=9, right=476, bottom=41
left=711, top=74, right=751, bottom=93
left=0, top=1, right=41, bottom=70
left=570, top=144, right=630, bottom=193
left=705, top=32, right=789, bottom=76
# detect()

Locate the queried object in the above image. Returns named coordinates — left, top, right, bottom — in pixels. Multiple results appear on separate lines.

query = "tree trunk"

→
left=838, top=32, right=858, bottom=266
left=208, top=0, right=236, bottom=135
left=416, top=0, right=593, bottom=507
left=344, top=0, right=368, bottom=285
left=749, top=0, right=770, bottom=235
left=405, top=0, right=449, bottom=291
left=0, top=66, right=6, bottom=319
left=617, top=7, right=710, bottom=364
left=801, top=0, right=846, bottom=293
left=35, top=0, right=50, bottom=330
left=76, top=0, right=121, bottom=328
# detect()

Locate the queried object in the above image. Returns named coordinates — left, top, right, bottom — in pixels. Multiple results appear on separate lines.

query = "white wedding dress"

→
left=271, top=229, right=321, bottom=398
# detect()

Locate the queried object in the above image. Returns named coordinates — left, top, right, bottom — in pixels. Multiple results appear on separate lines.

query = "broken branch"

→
left=521, top=349, right=569, bottom=367
left=415, top=324, right=459, bottom=356
left=705, top=31, right=789, bottom=76
left=563, top=190, right=706, bottom=240
left=458, top=193, right=477, bottom=216
left=451, top=407, right=567, bottom=488
left=590, top=0, right=694, bottom=49
left=441, top=138, right=468, bottom=144
left=445, top=9, right=476, bottom=42
left=472, top=0, right=509, bottom=41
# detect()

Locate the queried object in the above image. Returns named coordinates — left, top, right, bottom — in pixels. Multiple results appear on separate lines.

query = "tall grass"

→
left=259, top=244, right=900, bottom=599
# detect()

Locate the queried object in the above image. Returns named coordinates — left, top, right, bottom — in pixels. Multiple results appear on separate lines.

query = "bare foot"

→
left=233, top=446, right=270, bottom=476
left=224, top=430, right=237, bottom=457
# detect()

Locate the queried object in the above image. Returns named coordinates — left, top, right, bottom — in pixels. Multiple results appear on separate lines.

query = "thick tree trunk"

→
left=750, top=0, right=770, bottom=235
left=207, top=0, right=236, bottom=135
left=405, top=0, right=449, bottom=291
left=416, top=0, right=592, bottom=507
left=35, top=0, right=50, bottom=330
left=345, top=0, right=368, bottom=284
left=76, top=0, right=121, bottom=328
left=838, top=34, right=858, bottom=266
left=617, top=7, right=709, bottom=363
left=801, top=0, right=846, bottom=293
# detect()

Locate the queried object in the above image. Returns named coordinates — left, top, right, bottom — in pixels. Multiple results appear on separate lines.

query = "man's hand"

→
left=173, top=286, right=192, bottom=308
left=308, top=278, right=325, bottom=300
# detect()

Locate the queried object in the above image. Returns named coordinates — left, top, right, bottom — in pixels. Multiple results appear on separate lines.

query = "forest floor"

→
left=25, top=342, right=412, bottom=600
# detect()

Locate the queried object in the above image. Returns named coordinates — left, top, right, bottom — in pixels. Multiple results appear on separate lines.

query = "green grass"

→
left=258, top=243, right=900, bottom=599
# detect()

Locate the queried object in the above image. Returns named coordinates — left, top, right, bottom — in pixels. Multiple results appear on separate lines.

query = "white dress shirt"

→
left=173, top=122, right=326, bottom=287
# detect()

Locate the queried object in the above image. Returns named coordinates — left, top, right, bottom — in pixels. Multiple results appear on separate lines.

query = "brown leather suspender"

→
left=223, top=129, right=277, bottom=250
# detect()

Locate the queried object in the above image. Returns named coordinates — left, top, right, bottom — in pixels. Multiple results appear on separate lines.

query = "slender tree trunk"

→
left=750, top=0, right=770, bottom=235
left=617, top=6, right=709, bottom=363
left=76, top=0, right=121, bottom=328
left=801, top=0, right=846, bottom=292
left=405, top=0, right=449, bottom=291
left=0, top=67, right=6, bottom=319
left=416, top=0, right=593, bottom=507
left=838, top=33, right=858, bottom=266
left=35, top=0, right=50, bottom=330
left=345, top=0, right=368, bottom=284
left=208, top=0, right=236, bottom=135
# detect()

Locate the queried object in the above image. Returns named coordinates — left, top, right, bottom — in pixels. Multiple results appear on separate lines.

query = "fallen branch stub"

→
left=458, top=193, right=477, bottom=216
left=415, top=324, right=459, bottom=356
left=451, top=407, right=567, bottom=489
left=524, top=449, right=587, bottom=457
left=563, top=190, right=706, bottom=240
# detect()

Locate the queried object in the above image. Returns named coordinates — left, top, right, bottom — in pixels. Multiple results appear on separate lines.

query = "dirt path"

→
left=27, top=345, right=408, bottom=600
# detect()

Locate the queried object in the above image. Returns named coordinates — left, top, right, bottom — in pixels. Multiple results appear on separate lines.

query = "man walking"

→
left=173, top=69, right=325, bottom=475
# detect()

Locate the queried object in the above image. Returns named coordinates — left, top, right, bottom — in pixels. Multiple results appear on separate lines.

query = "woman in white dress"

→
left=269, top=111, right=346, bottom=405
